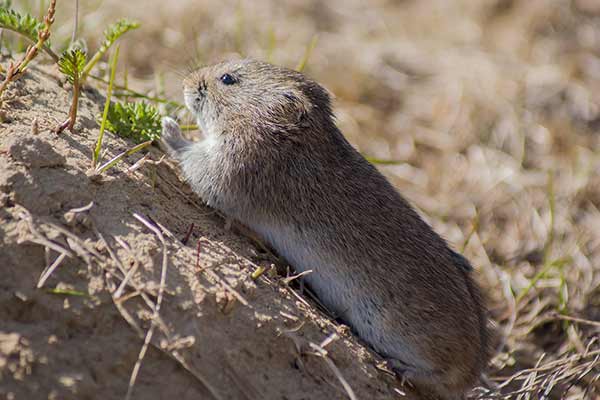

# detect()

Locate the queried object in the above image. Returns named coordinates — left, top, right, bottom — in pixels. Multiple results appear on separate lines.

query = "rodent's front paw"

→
left=160, top=117, right=190, bottom=157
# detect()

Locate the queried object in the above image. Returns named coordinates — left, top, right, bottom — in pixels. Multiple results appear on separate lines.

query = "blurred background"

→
left=10, top=0, right=600, bottom=396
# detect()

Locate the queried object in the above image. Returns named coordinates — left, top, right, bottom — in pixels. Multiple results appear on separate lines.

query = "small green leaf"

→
left=0, top=6, right=45, bottom=45
left=57, top=48, right=87, bottom=83
left=104, top=101, right=162, bottom=143
left=0, top=4, right=58, bottom=62
left=104, top=18, right=140, bottom=45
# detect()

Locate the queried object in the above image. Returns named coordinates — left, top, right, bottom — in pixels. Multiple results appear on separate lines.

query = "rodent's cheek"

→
left=183, top=91, right=201, bottom=113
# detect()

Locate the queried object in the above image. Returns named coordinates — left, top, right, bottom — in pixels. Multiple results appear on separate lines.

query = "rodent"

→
left=160, top=59, right=490, bottom=399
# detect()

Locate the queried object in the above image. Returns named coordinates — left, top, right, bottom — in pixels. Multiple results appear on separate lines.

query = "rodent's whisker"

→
left=159, top=60, right=191, bottom=81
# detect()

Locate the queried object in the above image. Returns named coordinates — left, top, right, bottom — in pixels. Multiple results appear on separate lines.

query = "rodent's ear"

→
left=281, top=92, right=310, bottom=125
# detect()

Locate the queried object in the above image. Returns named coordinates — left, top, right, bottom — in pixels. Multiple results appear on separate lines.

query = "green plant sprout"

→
left=104, top=101, right=162, bottom=143
left=56, top=18, right=138, bottom=133
left=81, top=18, right=139, bottom=81
left=56, top=47, right=86, bottom=133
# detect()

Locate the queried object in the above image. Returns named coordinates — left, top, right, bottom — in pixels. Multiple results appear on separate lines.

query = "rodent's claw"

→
left=160, top=117, right=190, bottom=157
left=162, top=116, right=181, bottom=134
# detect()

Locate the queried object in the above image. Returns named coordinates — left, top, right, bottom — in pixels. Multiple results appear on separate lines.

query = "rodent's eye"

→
left=219, top=73, right=236, bottom=85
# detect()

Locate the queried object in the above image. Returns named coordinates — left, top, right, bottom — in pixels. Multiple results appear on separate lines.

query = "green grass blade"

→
left=543, top=172, right=555, bottom=262
left=365, top=156, right=405, bottom=165
left=87, top=73, right=183, bottom=108
left=46, top=288, right=88, bottom=297
left=264, top=26, right=276, bottom=63
left=93, top=44, right=120, bottom=168
left=95, top=140, right=152, bottom=174
left=515, top=257, right=572, bottom=305
left=295, top=34, right=318, bottom=72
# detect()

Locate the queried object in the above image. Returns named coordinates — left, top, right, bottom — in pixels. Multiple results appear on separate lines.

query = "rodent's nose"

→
left=198, top=79, right=207, bottom=95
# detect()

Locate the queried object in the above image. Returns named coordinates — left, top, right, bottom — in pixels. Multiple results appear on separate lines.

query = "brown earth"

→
left=0, top=65, right=412, bottom=400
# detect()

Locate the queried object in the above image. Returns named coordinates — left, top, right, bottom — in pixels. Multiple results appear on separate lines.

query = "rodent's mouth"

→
left=183, top=90, right=211, bottom=135
left=183, top=90, right=202, bottom=114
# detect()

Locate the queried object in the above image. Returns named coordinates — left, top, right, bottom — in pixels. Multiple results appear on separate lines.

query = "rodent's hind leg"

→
left=387, top=358, right=437, bottom=389
left=387, top=357, right=422, bottom=385
left=160, top=117, right=192, bottom=157
left=388, top=358, right=462, bottom=400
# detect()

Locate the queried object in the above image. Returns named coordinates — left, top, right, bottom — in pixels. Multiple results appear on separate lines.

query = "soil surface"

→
left=0, top=64, right=413, bottom=400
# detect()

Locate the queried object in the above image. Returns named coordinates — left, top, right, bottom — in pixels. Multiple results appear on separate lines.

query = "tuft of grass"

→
left=93, top=44, right=120, bottom=169
left=104, top=101, right=162, bottom=143
left=81, top=18, right=139, bottom=81
left=56, top=47, right=86, bottom=133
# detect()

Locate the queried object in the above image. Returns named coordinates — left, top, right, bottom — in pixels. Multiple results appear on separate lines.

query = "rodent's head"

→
left=183, top=59, right=333, bottom=139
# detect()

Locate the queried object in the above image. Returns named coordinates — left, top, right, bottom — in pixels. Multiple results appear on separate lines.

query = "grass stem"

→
left=93, top=44, right=120, bottom=169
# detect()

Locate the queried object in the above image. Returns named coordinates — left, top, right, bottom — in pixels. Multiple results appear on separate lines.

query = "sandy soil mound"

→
left=0, top=64, right=410, bottom=400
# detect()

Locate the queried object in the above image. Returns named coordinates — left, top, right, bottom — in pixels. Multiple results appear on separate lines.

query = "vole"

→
left=160, top=59, right=490, bottom=399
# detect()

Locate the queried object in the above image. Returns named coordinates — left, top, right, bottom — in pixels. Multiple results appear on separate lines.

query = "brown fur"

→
left=161, top=59, right=490, bottom=399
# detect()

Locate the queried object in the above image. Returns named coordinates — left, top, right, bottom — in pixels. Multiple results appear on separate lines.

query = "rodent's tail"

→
left=408, top=252, right=490, bottom=400
left=452, top=251, right=491, bottom=384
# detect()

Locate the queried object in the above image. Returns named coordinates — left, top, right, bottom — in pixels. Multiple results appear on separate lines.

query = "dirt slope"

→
left=0, top=64, right=411, bottom=400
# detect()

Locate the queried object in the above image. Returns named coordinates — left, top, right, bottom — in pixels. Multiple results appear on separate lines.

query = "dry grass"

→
left=7, top=0, right=600, bottom=398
